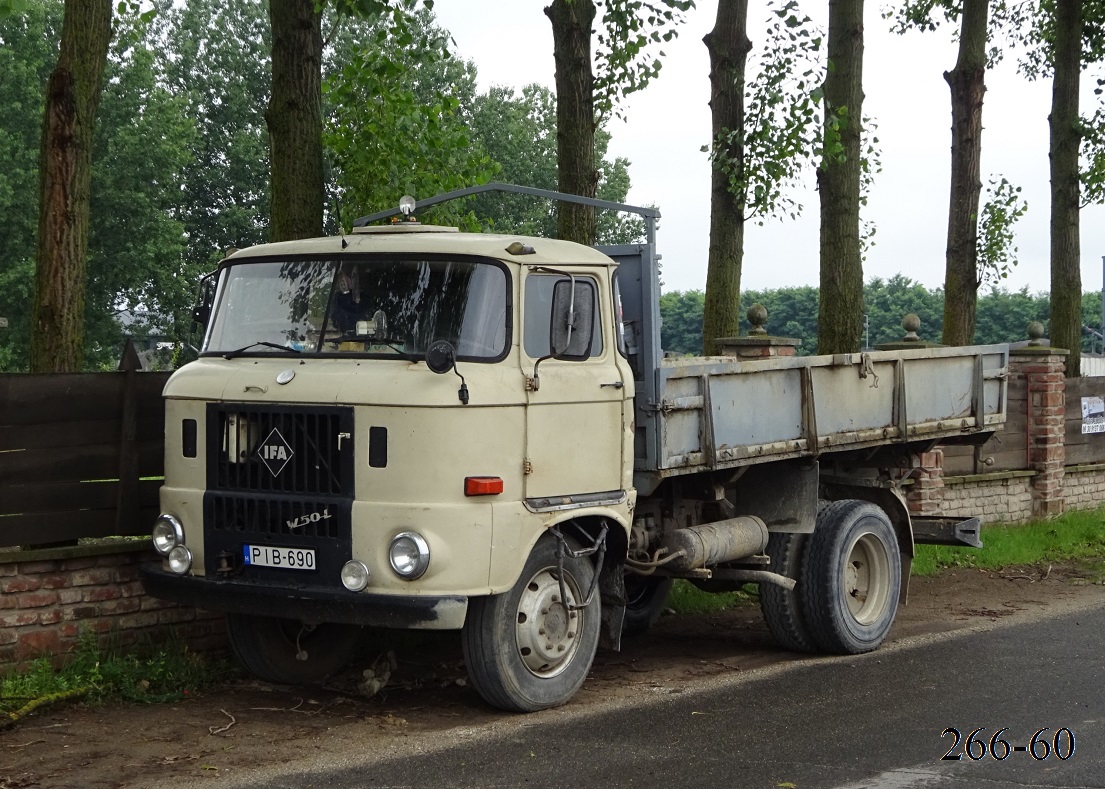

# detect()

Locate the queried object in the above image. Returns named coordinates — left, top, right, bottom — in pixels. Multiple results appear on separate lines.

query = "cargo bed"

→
left=634, top=345, right=1008, bottom=487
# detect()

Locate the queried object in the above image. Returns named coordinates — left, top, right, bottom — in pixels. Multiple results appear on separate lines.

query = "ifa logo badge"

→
left=257, top=427, right=294, bottom=476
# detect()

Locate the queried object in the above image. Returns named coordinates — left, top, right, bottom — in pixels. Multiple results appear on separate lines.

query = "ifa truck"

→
left=141, top=185, right=1007, bottom=712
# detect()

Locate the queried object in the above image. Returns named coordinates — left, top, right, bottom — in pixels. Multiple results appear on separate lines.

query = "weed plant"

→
left=0, top=632, right=233, bottom=716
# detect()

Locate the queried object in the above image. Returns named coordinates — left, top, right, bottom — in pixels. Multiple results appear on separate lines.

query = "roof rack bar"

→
left=352, top=182, right=661, bottom=227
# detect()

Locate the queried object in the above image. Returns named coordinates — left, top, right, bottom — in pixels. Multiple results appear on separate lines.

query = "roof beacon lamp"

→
left=399, top=195, right=416, bottom=221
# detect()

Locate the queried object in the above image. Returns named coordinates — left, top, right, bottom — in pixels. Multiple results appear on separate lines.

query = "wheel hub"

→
left=845, top=533, right=890, bottom=624
left=515, top=568, right=582, bottom=678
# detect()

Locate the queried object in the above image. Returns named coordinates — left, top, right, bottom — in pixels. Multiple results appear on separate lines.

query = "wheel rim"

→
left=514, top=566, right=584, bottom=678
left=843, top=532, right=891, bottom=625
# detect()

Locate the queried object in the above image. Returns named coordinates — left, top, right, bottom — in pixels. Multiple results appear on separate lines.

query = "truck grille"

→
left=206, top=494, right=347, bottom=539
left=207, top=404, right=354, bottom=496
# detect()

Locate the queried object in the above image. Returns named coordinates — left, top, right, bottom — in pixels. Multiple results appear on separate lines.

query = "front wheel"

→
left=462, top=533, right=601, bottom=712
left=226, top=613, right=360, bottom=685
left=800, top=500, right=901, bottom=655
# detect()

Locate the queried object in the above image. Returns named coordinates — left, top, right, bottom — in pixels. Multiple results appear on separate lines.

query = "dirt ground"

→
left=3, top=561, right=1105, bottom=789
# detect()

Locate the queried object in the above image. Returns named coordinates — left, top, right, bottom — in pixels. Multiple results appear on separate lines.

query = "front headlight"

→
left=152, top=514, right=184, bottom=556
left=388, top=532, right=430, bottom=580
left=167, top=545, right=193, bottom=575
left=341, top=560, right=371, bottom=591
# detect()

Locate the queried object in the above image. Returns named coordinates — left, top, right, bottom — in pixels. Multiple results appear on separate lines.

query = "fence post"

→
left=115, top=338, right=142, bottom=533
left=1010, top=335, right=1068, bottom=518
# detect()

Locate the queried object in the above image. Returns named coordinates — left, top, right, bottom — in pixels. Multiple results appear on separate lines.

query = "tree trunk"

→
left=941, top=0, right=989, bottom=347
left=267, top=0, right=324, bottom=242
left=701, top=0, right=752, bottom=356
left=545, top=0, right=597, bottom=245
left=30, top=0, right=112, bottom=373
left=816, top=0, right=865, bottom=355
left=1049, top=0, right=1082, bottom=376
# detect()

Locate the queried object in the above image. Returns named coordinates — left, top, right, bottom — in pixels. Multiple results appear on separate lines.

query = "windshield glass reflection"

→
left=204, top=258, right=508, bottom=360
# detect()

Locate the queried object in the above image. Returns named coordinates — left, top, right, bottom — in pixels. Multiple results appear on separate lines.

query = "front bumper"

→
left=139, top=563, right=469, bottom=630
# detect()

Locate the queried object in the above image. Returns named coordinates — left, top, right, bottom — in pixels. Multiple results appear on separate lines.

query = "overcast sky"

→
left=432, top=0, right=1105, bottom=302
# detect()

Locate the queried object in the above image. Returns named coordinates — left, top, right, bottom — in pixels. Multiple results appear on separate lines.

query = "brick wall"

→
left=1062, top=464, right=1105, bottom=511
left=939, top=472, right=1036, bottom=523
left=0, top=544, right=225, bottom=670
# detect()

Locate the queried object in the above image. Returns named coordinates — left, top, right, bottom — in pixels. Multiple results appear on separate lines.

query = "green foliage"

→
left=659, top=278, right=1061, bottom=355
left=594, top=0, right=695, bottom=121
left=667, top=579, right=757, bottom=615
left=0, top=0, right=29, bottom=19
left=707, top=0, right=823, bottom=224
left=911, top=507, right=1105, bottom=576
left=85, top=4, right=197, bottom=369
left=466, top=83, right=645, bottom=242
left=0, top=0, right=61, bottom=371
left=976, top=176, right=1028, bottom=286
left=659, top=289, right=705, bottom=355
left=859, top=116, right=882, bottom=261
left=0, top=632, right=234, bottom=716
left=1082, top=77, right=1105, bottom=206
left=323, top=6, right=495, bottom=227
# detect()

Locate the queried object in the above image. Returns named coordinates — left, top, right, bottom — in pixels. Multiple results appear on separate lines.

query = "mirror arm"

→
left=453, top=365, right=469, bottom=405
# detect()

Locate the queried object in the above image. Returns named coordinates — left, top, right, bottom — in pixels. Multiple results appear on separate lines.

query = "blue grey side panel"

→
left=597, top=244, right=662, bottom=486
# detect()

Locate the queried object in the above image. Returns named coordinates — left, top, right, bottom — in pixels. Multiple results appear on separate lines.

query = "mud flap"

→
left=598, top=560, right=625, bottom=651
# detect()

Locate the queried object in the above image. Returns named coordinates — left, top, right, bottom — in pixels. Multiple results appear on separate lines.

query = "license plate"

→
left=243, top=545, right=316, bottom=570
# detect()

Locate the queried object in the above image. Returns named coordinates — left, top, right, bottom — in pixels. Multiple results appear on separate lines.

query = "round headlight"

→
left=388, top=532, right=430, bottom=580
left=167, top=545, right=193, bottom=575
left=341, top=560, right=371, bottom=592
left=152, top=514, right=184, bottom=556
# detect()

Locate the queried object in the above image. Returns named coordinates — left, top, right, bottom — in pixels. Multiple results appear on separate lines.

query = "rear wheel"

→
left=800, top=500, right=901, bottom=654
left=226, top=613, right=360, bottom=685
left=759, top=532, right=815, bottom=652
left=622, top=576, right=673, bottom=635
left=462, top=534, right=600, bottom=712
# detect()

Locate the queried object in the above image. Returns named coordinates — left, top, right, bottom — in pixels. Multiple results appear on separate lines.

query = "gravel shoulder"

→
left=3, top=562, right=1104, bottom=789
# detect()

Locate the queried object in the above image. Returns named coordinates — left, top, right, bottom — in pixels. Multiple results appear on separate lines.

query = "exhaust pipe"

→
left=658, top=516, right=769, bottom=571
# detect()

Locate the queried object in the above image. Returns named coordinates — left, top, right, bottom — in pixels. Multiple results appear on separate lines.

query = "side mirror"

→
left=425, top=339, right=469, bottom=405
left=191, top=271, right=216, bottom=329
left=426, top=339, right=456, bottom=375
left=550, top=279, right=594, bottom=361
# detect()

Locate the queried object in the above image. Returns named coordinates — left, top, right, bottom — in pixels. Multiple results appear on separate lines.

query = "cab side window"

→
left=523, top=274, right=604, bottom=359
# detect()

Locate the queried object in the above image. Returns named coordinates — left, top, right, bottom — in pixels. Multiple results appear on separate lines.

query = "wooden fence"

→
left=0, top=347, right=170, bottom=549
left=944, top=374, right=1105, bottom=475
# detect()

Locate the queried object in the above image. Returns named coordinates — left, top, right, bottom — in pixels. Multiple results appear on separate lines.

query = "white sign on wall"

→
left=1081, top=396, right=1105, bottom=434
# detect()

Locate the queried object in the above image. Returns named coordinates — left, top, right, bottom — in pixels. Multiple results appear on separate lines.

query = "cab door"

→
left=521, top=270, right=626, bottom=500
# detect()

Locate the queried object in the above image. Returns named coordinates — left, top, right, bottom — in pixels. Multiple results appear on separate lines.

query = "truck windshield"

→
left=203, top=258, right=508, bottom=360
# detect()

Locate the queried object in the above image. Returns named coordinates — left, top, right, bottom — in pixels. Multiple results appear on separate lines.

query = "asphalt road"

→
left=234, top=601, right=1105, bottom=789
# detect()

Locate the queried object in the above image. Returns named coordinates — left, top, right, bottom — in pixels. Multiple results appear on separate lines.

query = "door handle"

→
left=601, top=381, right=624, bottom=389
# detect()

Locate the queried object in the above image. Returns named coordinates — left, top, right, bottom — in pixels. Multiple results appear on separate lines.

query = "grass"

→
left=667, top=508, right=1105, bottom=615
left=668, top=580, right=759, bottom=616
left=912, top=508, right=1105, bottom=576
left=0, top=632, right=234, bottom=721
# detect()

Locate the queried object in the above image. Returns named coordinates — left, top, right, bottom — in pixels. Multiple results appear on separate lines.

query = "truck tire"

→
left=759, top=532, right=815, bottom=653
left=462, top=533, right=600, bottom=712
left=226, top=613, right=360, bottom=685
left=800, top=500, right=901, bottom=655
left=622, top=576, right=673, bottom=635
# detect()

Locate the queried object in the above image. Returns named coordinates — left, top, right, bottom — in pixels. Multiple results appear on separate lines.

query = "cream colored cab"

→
left=520, top=268, right=626, bottom=500
left=145, top=228, right=636, bottom=713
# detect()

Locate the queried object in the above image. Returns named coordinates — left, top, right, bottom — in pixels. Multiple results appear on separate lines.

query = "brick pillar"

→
left=906, top=448, right=945, bottom=515
left=1009, top=347, right=1068, bottom=518
left=716, top=303, right=801, bottom=359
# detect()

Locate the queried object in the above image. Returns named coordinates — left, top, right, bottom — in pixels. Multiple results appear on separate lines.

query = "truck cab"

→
left=142, top=218, right=638, bottom=710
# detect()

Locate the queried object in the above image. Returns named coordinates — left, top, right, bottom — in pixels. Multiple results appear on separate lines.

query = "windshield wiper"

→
left=222, top=341, right=302, bottom=360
